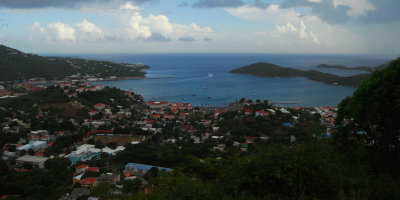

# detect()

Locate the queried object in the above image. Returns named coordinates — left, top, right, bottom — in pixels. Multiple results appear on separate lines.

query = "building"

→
left=16, top=140, right=47, bottom=151
left=123, top=163, right=172, bottom=176
left=146, top=101, right=169, bottom=109
left=76, top=164, right=89, bottom=174
left=255, top=111, right=270, bottom=117
left=80, top=177, right=97, bottom=187
left=94, top=103, right=106, bottom=110
left=15, top=155, right=49, bottom=169
left=67, top=144, right=101, bottom=162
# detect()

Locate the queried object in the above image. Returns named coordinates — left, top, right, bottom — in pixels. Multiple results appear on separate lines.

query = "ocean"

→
left=47, top=53, right=390, bottom=107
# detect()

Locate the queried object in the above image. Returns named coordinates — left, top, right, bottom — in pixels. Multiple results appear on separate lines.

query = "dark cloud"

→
left=281, top=0, right=351, bottom=24
left=281, top=0, right=400, bottom=25
left=0, top=0, right=155, bottom=9
left=179, top=37, right=196, bottom=42
left=193, top=0, right=244, bottom=8
left=362, top=0, right=400, bottom=24
left=253, top=0, right=269, bottom=9
left=146, top=33, right=172, bottom=42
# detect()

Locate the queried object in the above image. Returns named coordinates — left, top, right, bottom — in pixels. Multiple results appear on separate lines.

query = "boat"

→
left=192, top=94, right=196, bottom=96
left=208, top=96, right=211, bottom=99
left=203, top=86, right=208, bottom=89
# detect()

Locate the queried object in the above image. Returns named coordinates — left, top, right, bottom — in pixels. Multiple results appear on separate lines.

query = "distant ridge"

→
left=0, top=45, right=149, bottom=81
left=317, top=64, right=374, bottom=72
left=230, top=62, right=378, bottom=87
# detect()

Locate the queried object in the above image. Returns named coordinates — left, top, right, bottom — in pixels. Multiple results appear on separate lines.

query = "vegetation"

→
left=0, top=45, right=148, bottom=81
left=336, top=57, right=400, bottom=176
left=230, top=62, right=373, bottom=86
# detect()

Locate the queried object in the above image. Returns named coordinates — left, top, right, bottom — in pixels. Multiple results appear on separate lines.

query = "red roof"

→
left=87, top=167, right=99, bottom=172
left=256, top=111, right=269, bottom=115
left=48, top=142, right=54, bottom=146
left=81, top=177, right=97, bottom=185
left=76, top=164, right=89, bottom=169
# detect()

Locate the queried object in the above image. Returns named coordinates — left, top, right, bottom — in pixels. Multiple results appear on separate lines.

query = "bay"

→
left=47, top=53, right=390, bottom=107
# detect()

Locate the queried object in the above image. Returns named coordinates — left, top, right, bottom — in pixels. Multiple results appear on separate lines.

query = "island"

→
left=317, top=64, right=374, bottom=72
left=0, top=45, right=149, bottom=82
left=230, top=62, right=373, bottom=87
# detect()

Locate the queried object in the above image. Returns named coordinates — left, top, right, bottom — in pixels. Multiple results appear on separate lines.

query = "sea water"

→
left=49, top=53, right=390, bottom=107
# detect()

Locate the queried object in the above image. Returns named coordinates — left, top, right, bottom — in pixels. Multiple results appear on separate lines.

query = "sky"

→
left=0, top=0, right=399, bottom=55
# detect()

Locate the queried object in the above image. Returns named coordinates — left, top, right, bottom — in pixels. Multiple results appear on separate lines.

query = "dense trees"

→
left=336, top=57, right=400, bottom=175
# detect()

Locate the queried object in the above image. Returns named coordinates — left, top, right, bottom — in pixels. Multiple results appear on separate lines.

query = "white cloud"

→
left=76, top=19, right=105, bottom=41
left=126, top=15, right=152, bottom=40
left=308, top=0, right=321, bottom=3
left=225, top=4, right=365, bottom=52
left=47, top=22, right=76, bottom=42
left=333, top=0, right=375, bottom=17
left=120, top=2, right=141, bottom=11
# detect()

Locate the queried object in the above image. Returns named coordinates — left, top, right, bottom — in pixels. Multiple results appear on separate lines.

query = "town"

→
left=0, top=80, right=338, bottom=199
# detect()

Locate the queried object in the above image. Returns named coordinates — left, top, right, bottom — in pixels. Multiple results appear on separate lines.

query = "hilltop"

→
left=0, top=45, right=149, bottom=81
left=230, top=62, right=374, bottom=87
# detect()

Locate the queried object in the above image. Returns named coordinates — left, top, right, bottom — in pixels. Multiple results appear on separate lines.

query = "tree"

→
left=106, top=142, right=118, bottom=149
left=28, top=148, right=34, bottom=155
left=336, top=58, right=400, bottom=175
left=94, top=140, right=105, bottom=149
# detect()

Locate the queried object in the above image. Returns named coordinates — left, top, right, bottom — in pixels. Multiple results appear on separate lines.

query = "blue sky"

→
left=0, top=0, right=399, bottom=56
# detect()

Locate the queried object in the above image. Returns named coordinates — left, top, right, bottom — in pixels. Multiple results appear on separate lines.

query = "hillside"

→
left=0, top=45, right=149, bottom=81
left=230, top=62, right=372, bottom=87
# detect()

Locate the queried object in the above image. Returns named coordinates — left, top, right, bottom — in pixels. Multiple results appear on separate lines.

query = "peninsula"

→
left=230, top=62, right=373, bottom=87
left=0, top=45, right=149, bottom=81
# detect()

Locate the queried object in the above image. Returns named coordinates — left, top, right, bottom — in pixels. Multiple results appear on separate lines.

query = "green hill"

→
left=0, top=45, right=148, bottom=81
left=230, top=62, right=372, bottom=87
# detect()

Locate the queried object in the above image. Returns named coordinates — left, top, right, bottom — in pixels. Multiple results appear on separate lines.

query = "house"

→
left=255, top=111, right=270, bottom=117
left=94, top=103, right=106, bottom=110
left=76, top=164, right=89, bottom=174
left=68, top=92, right=77, bottom=98
left=76, top=87, right=85, bottom=93
left=163, top=114, right=175, bottom=120
left=80, top=177, right=97, bottom=187
left=88, top=110, right=98, bottom=117
left=97, top=173, right=120, bottom=185
left=87, top=167, right=99, bottom=173
left=123, top=163, right=172, bottom=176
left=246, top=136, right=255, bottom=144
left=146, top=101, right=169, bottom=109
left=244, top=109, right=253, bottom=115
left=15, top=155, right=49, bottom=169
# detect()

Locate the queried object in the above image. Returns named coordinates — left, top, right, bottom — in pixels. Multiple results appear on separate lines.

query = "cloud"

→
left=30, top=2, right=214, bottom=44
left=47, top=22, right=76, bottom=41
left=31, top=20, right=107, bottom=43
left=0, top=0, right=155, bottom=9
left=179, top=37, right=196, bottom=42
left=193, top=0, right=245, bottom=8
left=204, top=37, right=213, bottom=41
left=253, top=0, right=269, bottom=9
left=76, top=19, right=105, bottom=41
left=275, top=21, right=319, bottom=44
left=362, top=0, right=400, bottom=24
